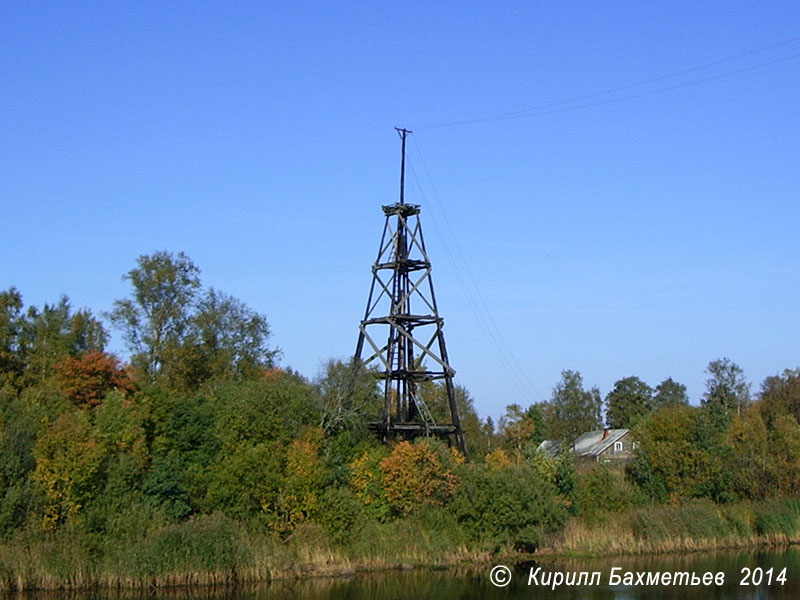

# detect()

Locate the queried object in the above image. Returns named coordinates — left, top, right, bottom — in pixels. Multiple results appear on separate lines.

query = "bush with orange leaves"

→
left=350, top=438, right=458, bottom=519
left=484, top=447, right=514, bottom=469
left=53, top=350, right=135, bottom=407
left=279, top=426, right=326, bottom=531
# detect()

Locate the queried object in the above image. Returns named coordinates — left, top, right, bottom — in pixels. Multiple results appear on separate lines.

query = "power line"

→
left=414, top=37, right=800, bottom=130
left=406, top=136, right=543, bottom=405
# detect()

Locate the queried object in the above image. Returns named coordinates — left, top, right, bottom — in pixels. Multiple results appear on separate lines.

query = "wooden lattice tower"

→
left=354, top=128, right=467, bottom=457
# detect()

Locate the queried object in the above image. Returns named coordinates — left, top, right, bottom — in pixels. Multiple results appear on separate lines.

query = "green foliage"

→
left=631, top=500, right=744, bottom=542
left=0, top=289, right=25, bottom=388
left=348, top=445, right=391, bottom=521
left=165, top=289, right=278, bottom=389
left=554, top=452, right=577, bottom=514
left=348, top=439, right=458, bottom=521
left=0, top=479, right=41, bottom=538
left=726, top=408, right=771, bottom=500
left=449, top=462, right=566, bottom=550
left=500, top=402, right=544, bottom=456
left=548, top=370, right=602, bottom=446
left=110, top=252, right=276, bottom=390
left=161, top=392, right=220, bottom=463
left=33, top=410, right=107, bottom=529
left=213, top=376, right=320, bottom=450
left=626, top=404, right=712, bottom=502
left=605, top=376, right=653, bottom=429
left=321, top=429, right=379, bottom=486
left=653, top=377, right=689, bottom=408
left=142, top=454, right=193, bottom=522
left=766, top=414, right=800, bottom=495
left=0, top=289, right=107, bottom=393
left=703, top=357, right=750, bottom=418
left=753, top=498, right=800, bottom=537
left=94, top=391, right=147, bottom=456
left=577, top=464, right=637, bottom=516
left=0, top=398, right=39, bottom=488
left=312, top=486, right=364, bottom=545
left=760, top=368, right=800, bottom=426
left=109, top=251, right=201, bottom=381
left=314, top=358, right=380, bottom=435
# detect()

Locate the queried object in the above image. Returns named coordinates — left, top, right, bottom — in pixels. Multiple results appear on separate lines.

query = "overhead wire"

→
left=413, top=37, right=800, bottom=130
left=406, top=136, right=543, bottom=405
left=399, top=36, right=800, bottom=408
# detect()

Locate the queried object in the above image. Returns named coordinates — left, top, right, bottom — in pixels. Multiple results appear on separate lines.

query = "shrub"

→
left=449, top=462, right=565, bottom=551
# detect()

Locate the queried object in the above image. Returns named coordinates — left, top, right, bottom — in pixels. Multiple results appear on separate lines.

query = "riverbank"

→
left=0, top=512, right=492, bottom=591
left=1, top=498, right=799, bottom=591
left=539, top=497, right=800, bottom=557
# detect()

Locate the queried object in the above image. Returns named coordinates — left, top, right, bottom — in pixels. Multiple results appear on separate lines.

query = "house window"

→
left=614, top=441, right=623, bottom=452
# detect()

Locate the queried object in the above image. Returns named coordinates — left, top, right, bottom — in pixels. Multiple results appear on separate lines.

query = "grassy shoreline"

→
left=539, top=497, right=800, bottom=557
left=1, top=497, right=799, bottom=591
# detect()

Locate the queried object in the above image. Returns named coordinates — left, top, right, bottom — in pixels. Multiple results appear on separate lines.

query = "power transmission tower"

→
left=353, top=128, right=468, bottom=457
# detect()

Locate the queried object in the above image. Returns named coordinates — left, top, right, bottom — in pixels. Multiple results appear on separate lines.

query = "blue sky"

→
left=2, top=2, right=799, bottom=420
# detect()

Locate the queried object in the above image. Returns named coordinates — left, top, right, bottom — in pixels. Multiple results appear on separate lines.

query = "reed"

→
left=542, top=497, right=800, bottom=556
left=2, top=497, right=798, bottom=590
left=0, top=510, right=489, bottom=591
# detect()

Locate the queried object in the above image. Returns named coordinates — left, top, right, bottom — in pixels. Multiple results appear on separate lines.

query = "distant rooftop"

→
left=537, top=428, right=630, bottom=459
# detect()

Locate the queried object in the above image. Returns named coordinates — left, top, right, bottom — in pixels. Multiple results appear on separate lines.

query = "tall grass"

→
left=0, top=507, right=489, bottom=591
left=2, top=498, right=799, bottom=590
left=543, top=497, right=800, bottom=556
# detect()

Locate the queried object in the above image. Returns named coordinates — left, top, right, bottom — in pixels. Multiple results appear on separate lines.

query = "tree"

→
left=626, top=404, right=713, bottom=502
left=33, top=411, right=106, bottom=529
left=554, top=452, right=577, bottom=514
left=110, top=252, right=277, bottom=389
left=109, top=251, right=201, bottom=381
left=314, top=358, right=380, bottom=435
left=703, top=358, right=750, bottom=418
left=481, top=416, right=499, bottom=454
left=500, top=403, right=544, bottom=456
left=419, top=381, right=483, bottom=455
left=53, top=351, right=135, bottom=407
left=605, top=376, right=653, bottom=429
left=449, top=461, right=566, bottom=550
left=759, top=368, right=800, bottom=426
left=767, top=414, right=800, bottom=496
left=548, top=370, right=602, bottom=447
left=726, top=408, right=770, bottom=500
left=168, top=288, right=278, bottom=388
left=653, top=377, right=689, bottom=408
left=0, top=288, right=25, bottom=388
left=192, top=288, right=276, bottom=377
left=13, top=295, right=108, bottom=388
left=280, top=427, right=327, bottom=529
left=377, top=439, right=458, bottom=517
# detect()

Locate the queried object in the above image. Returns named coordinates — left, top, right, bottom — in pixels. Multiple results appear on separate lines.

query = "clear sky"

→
left=2, top=2, right=799, bottom=421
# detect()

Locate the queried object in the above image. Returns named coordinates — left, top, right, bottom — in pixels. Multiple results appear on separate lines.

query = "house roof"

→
left=537, top=429, right=630, bottom=459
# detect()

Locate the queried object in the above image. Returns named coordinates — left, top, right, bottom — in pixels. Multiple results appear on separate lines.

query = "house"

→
left=537, top=428, right=635, bottom=464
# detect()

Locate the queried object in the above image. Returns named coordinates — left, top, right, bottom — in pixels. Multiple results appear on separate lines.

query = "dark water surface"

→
left=46, top=547, right=800, bottom=600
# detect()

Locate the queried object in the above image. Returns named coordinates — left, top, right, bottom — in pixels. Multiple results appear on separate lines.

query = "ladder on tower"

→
left=352, top=128, right=468, bottom=458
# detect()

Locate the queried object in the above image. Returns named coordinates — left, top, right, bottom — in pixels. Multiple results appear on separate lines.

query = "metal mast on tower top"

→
left=353, top=128, right=467, bottom=457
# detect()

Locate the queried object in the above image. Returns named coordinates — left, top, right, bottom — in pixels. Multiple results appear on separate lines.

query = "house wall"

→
left=597, top=433, right=635, bottom=463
